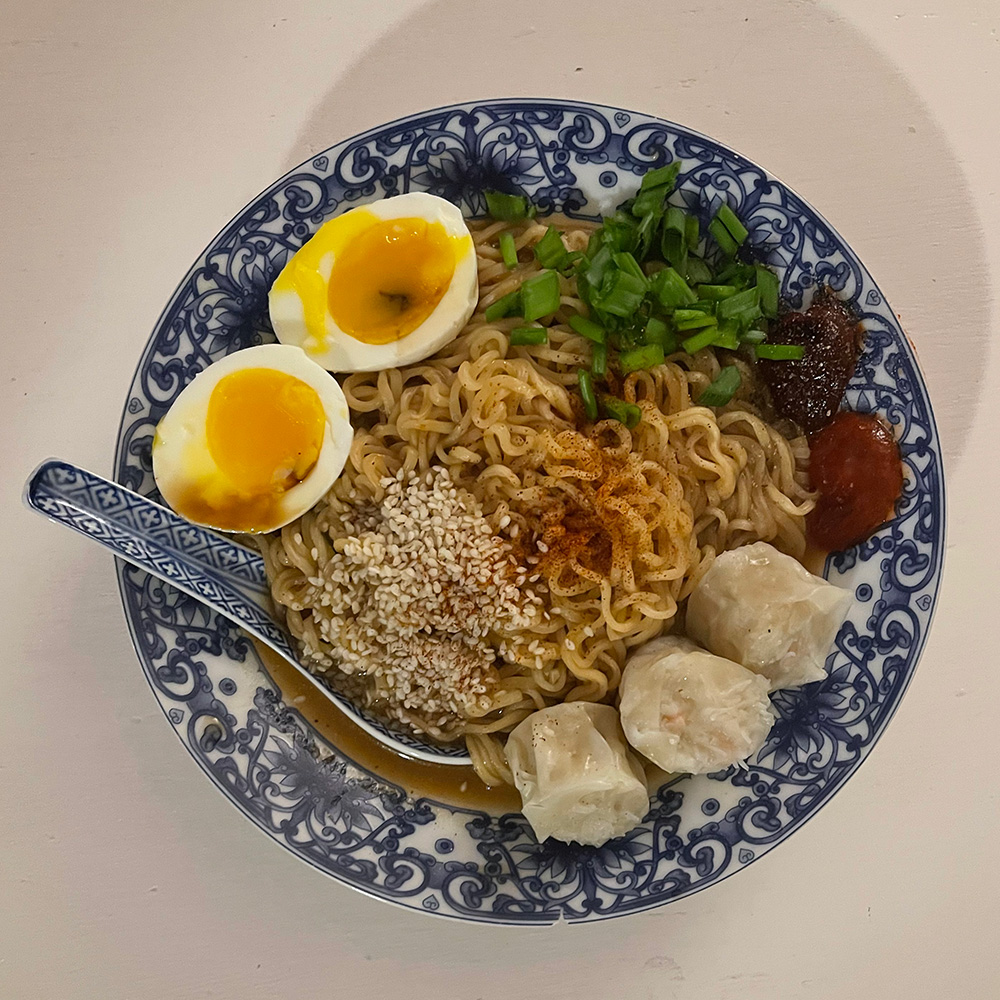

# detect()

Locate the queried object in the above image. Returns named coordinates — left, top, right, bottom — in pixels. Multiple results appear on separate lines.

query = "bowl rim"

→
left=112, top=95, right=947, bottom=923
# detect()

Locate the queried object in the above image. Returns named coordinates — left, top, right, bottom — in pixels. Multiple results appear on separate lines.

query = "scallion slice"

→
left=717, top=286, right=761, bottom=320
left=684, top=256, right=713, bottom=285
left=685, top=214, right=700, bottom=250
left=631, top=184, right=668, bottom=219
left=755, top=265, right=779, bottom=318
left=485, top=190, right=535, bottom=222
left=521, top=270, right=561, bottom=322
left=741, top=328, right=768, bottom=345
left=713, top=321, right=741, bottom=351
left=661, top=206, right=689, bottom=271
left=620, top=343, right=665, bottom=373
left=715, top=203, right=749, bottom=245
left=499, top=231, right=518, bottom=270
left=643, top=316, right=669, bottom=346
left=651, top=267, right=697, bottom=309
left=596, top=269, right=647, bottom=318
left=709, top=217, right=738, bottom=257
left=696, top=284, right=738, bottom=300
left=591, top=341, right=608, bottom=377
left=724, top=263, right=757, bottom=286
left=578, top=369, right=599, bottom=421
left=601, top=211, right=640, bottom=255
left=560, top=250, right=583, bottom=274
left=569, top=314, right=607, bottom=343
left=612, top=251, right=648, bottom=282
left=674, top=309, right=718, bottom=332
left=755, top=343, right=805, bottom=361
left=534, top=226, right=569, bottom=269
left=484, top=289, right=521, bottom=322
left=682, top=327, right=720, bottom=355
left=698, top=365, right=742, bottom=406
left=600, top=395, right=642, bottom=429
left=509, top=326, right=548, bottom=346
left=639, top=161, right=681, bottom=192
left=731, top=305, right=763, bottom=330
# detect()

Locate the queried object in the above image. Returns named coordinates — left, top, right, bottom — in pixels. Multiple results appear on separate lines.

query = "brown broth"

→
left=802, top=543, right=831, bottom=578
left=252, top=640, right=521, bottom=813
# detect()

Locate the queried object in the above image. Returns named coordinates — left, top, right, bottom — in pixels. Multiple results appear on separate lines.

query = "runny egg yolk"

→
left=326, top=217, right=459, bottom=345
left=207, top=367, right=326, bottom=492
left=173, top=368, right=326, bottom=532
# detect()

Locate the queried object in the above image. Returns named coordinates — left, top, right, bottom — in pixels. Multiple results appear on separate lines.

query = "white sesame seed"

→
left=286, top=466, right=540, bottom=734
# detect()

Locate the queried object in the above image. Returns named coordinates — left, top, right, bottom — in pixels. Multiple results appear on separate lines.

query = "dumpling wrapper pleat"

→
left=686, top=541, right=853, bottom=692
left=619, top=635, right=775, bottom=774
left=506, top=703, right=649, bottom=847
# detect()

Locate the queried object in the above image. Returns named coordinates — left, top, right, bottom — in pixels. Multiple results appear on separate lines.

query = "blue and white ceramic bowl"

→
left=114, top=98, right=944, bottom=923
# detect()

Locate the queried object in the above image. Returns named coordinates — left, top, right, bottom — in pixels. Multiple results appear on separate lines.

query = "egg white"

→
left=268, top=192, right=478, bottom=372
left=152, top=343, right=352, bottom=533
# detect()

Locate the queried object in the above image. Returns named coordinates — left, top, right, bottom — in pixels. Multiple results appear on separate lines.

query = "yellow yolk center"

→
left=326, top=217, right=458, bottom=345
left=180, top=367, right=326, bottom=532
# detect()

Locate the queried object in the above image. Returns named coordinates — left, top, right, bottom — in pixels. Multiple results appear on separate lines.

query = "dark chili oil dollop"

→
left=758, top=288, right=865, bottom=434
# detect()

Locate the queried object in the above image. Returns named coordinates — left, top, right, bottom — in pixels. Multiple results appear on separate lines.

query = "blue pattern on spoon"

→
left=23, top=459, right=472, bottom=764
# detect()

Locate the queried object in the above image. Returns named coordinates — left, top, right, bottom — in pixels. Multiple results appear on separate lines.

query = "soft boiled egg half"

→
left=268, top=192, right=478, bottom=372
left=152, top=343, right=352, bottom=534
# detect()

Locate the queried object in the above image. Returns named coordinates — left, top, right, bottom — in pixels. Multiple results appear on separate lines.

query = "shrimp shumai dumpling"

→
left=686, top=541, right=853, bottom=691
left=505, top=703, right=649, bottom=846
left=619, top=636, right=775, bottom=774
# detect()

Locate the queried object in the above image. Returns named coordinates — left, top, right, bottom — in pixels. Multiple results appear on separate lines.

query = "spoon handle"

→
left=23, top=458, right=297, bottom=662
left=24, top=458, right=474, bottom=765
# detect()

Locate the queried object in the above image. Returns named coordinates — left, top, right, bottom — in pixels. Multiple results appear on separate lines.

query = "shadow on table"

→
left=279, top=0, right=990, bottom=473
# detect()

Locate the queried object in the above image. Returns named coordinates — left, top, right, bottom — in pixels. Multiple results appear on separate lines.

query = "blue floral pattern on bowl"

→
left=113, top=99, right=944, bottom=924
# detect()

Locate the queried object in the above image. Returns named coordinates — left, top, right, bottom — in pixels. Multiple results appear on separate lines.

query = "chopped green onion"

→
left=581, top=243, right=614, bottom=294
left=682, top=327, right=720, bottom=354
left=715, top=261, right=755, bottom=286
left=674, top=310, right=718, bottom=332
left=601, top=211, right=640, bottom=255
left=484, top=190, right=535, bottom=222
left=499, top=231, right=518, bottom=270
left=521, top=270, right=561, bottom=321
left=591, top=341, right=608, bottom=377
left=716, top=203, right=749, bottom=245
left=717, top=286, right=761, bottom=320
left=731, top=305, right=763, bottom=330
left=755, top=265, right=779, bottom=318
left=661, top=206, right=689, bottom=271
left=685, top=214, right=700, bottom=250
left=696, top=284, right=738, bottom=300
left=650, top=267, right=697, bottom=308
left=620, top=343, right=665, bottom=373
left=596, top=268, right=647, bottom=318
left=633, top=211, right=659, bottom=259
left=569, top=314, right=607, bottom=343
left=684, top=256, right=713, bottom=285
left=534, top=226, right=569, bottom=269
left=643, top=316, right=670, bottom=347
left=741, top=328, right=768, bottom=345
left=713, top=321, right=741, bottom=350
left=698, top=365, right=742, bottom=406
left=639, top=161, right=681, bottom=192
left=755, top=343, right=805, bottom=360
left=613, top=252, right=648, bottom=282
left=600, top=395, right=642, bottom=429
left=509, top=326, right=548, bottom=346
left=484, top=289, right=521, bottom=322
left=631, top=185, right=668, bottom=219
left=560, top=250, right=583, bottom=274
left=578, top=369, right=599, bottom=421
left=709, top=217, right=738, bottom=256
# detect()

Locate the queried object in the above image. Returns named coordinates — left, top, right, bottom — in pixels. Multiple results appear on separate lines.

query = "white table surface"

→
left=3, top=1, right=998, bottom=997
